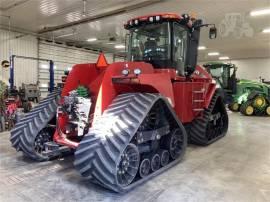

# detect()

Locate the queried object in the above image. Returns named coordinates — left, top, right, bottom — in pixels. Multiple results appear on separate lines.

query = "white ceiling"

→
left=0, top=0, right=270, bottom=61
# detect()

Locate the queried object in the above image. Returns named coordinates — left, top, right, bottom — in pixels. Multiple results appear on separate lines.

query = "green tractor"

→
left=204, top=62, right=270, bottom=116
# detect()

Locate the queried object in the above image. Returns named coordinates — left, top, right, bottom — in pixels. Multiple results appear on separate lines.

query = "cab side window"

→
left=173, top=23, right=188, bottom=75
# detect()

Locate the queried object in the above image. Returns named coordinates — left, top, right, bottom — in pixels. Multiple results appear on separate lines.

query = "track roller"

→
left=266, top=106, right=270, bottom=116
left=159, top=150, right=169, bottom=167
left=139, top=158, right=151, bottom=178
left=150, top=153, right=160, bottom=172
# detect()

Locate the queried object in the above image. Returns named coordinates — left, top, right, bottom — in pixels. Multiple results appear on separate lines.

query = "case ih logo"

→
left=219, top=13, right=254, bottom=39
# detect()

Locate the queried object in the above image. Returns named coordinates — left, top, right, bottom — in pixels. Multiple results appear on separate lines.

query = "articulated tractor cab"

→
left=204, top=62, right=238, bottom=102
left=10, top=13, right=228, bottom=192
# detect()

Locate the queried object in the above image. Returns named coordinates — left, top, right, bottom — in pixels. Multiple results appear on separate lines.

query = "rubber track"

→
left=189, top=91, right=228, bottom=145
left=10, top=90, right=61, bottom=160
left=74, top=93, right=187, bottom=193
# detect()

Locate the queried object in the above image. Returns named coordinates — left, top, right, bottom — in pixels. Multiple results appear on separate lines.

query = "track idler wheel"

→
left=150, top=153, right=160, bottom=172
left=139, top=158, right=151, bottom=178
left=165, top=129, right=184, bottom=160
left=228, top=102, right=239, bottom=112
left=253, top=95, right=267, bottom=108
left=34, top=129, right=52, bottom=159
left=116, top=144, right=140, bottom=187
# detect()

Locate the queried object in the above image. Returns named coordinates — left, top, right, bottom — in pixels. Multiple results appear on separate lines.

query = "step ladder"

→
left=192, top=85, right=206, bottom=113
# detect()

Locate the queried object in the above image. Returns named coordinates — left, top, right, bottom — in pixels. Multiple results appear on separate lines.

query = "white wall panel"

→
left=38, top=41, right=114, bottom=96
left=0, top=29, right=38, bottom=87
left=200, top=58, right=270, bottom=81
left=231, top=58, right=270, bottom=81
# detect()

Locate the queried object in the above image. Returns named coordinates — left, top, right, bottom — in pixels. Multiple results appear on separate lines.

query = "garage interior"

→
left=0, top=0, right=270, bottom=202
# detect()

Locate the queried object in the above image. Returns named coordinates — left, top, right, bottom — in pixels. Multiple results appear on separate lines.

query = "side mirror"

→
left=209, top=27, right=217, bottom=39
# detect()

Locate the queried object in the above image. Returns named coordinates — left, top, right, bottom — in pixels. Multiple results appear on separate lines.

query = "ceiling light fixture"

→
left=55, top=33, right=76, bottom=38
left=198, top=46, right=206, bottom=50
left=115, top=44, right=125, bottom=49
left=208, top=52, right=220, bottom=56
left=40, top=64, right=49, bottom=69
left=262, top=28, right=270, bottom=33
left=250, top=8, right=270, bottom=16
left=87, top=38, right=97, bottom=42
left=219, top=56, right=230, bottom=60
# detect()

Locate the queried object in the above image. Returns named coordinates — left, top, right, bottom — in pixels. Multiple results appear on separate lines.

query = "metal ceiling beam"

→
left=38, top=0, right=163, bottom=34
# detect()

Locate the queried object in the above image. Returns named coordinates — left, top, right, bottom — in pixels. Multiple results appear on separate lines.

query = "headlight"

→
left=134, top=68, right=141, bottom=75
left=129, top=21, right=133, bottom=26
left=149, top=17, right=154, bottom=22
left=134, top=19, right=139, bottom=25
left=156, top=16, right=160, bottom=21
left=122, top=69, right=129, bottom=76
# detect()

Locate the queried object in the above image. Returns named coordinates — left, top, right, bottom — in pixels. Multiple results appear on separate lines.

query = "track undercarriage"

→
left=10, top=90, right=228, bottom=192
left=74, top=93, right=187, bottom=192
left=10, top=89, right=65, bottom=161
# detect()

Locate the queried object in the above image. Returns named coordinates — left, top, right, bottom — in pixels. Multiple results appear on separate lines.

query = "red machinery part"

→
left=53, top=58, right=216, bottom=148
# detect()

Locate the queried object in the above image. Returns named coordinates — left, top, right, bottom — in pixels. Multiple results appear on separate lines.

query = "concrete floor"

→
left=0, top=112, right=270, bottom=202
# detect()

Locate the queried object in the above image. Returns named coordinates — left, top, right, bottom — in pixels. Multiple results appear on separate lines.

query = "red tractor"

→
left=10, top=13, right=228, bottom=192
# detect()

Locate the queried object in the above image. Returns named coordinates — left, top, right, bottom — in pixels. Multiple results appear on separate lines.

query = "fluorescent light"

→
left=262, top=28, right=270, bottom=33
left=198, top=46, right=206, bottom=50
left=219, top=56, right=230, bottom=60
left=115, top=44, right=125, bottom=49
left=250, top=8, right=270, bottom=16
left=87, top=38, right=97, bottom=42
left=40, top=83, right=48, bottom=88
left=40, top=64, right=48, bottom=69
left=208, top=52, right=220, bottom=56
left=55, top=33, right=76, bottom=38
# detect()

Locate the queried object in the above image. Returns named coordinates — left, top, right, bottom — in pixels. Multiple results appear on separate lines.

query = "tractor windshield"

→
left=128, top=22, right=188, bottom=72
left=208, top=65, right=235, bottom=89
left=128, top=22, right=171, bottom=68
